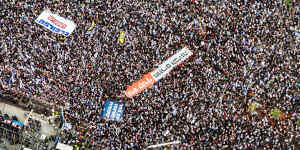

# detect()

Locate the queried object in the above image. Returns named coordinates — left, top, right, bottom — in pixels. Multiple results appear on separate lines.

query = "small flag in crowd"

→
left=119, top=31, right=125, bottom=44
left=271, top=108, right=281, bottom=120
left=31, top=65, right=36, bottom=72
left=247, top=91, right=255, bottom=96
left=19, top=79, right=24, bottom=88
left=11, top=70, right=15, bottom=83
left=60, top=36, right=66, bottom=41
left=88, top=20, right=95, bottom=31
left=8, top=78, right=11, bottom=84
left=42, top=76, right=46, bottom=81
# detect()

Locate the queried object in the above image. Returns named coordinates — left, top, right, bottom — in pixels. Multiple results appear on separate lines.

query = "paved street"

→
left=0, top=102, right=56, bottom=136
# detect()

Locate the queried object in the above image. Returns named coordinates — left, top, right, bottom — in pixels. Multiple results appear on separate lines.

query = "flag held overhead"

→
left=119, top=31, right=125, bottom=44
left=87, top=20, right=95, bottom=31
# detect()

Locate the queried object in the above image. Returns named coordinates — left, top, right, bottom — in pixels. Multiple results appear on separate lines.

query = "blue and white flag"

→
left=19, top=79, right=24, bottom=88
left=31, top=65, right=36, bottom=72
left=8, top=78, right=11, bottom=84
left=60, top=108, right=65, bottom=126
left=100, top=100, right=125, bottom=122
left=88, top=101, right=94, bottom=106
left=11, top=70, right=15, bottom=83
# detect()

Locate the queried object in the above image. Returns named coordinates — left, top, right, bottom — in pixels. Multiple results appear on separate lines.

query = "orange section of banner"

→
left=125, top=73, right=156, bottom=98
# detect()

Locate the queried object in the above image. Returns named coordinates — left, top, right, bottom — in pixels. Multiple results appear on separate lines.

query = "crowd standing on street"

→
left=0, top=0, right=299, bottom=149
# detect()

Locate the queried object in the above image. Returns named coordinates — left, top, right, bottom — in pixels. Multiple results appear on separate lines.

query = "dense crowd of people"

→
left=0, top=0, right=299, bottom=149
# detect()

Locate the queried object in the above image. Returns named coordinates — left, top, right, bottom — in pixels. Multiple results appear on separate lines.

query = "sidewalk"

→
left=0, top=102, right=56, bottom=136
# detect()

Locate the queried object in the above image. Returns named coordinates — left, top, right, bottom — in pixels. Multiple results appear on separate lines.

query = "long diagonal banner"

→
left=125, top=47, right=193, bottom=98
left=35, top=10, right=76, bottom=36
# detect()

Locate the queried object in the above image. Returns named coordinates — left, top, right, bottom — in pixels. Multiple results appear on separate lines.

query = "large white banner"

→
left=125, top=47, right=193, bottom=98
left=35, top=10, right=76, bottom=36
left=150, top=47, right=193, bottom=81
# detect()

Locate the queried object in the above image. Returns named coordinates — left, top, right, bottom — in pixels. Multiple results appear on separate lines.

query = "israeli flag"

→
left=243, top=87, right=248, bottom=96
left=31, top=65, right=36, bottom=72
left=19, top=79, right=24, bottom=88
left=11, top=70, right=15, bottom=83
